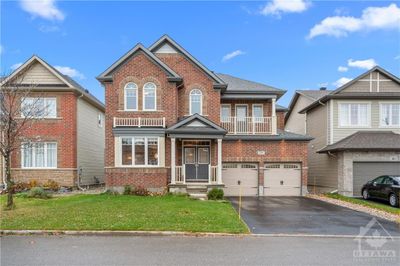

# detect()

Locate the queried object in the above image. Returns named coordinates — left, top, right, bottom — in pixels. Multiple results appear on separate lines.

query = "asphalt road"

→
left=1, top=235, right=399, bottom=266
left=229, top=197, right=400, bottom=235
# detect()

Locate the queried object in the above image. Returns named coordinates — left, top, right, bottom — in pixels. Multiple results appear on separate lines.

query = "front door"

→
left=184, top=146, right=210, bottom=181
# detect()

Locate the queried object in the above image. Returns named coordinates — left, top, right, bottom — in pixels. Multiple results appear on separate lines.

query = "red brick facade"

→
left=11, top=92, right=78, bottom=187
left=102, top=37, right=309, bottom=194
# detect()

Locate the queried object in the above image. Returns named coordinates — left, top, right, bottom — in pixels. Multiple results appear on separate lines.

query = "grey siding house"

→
left=286, top=66, right=400, bottom=196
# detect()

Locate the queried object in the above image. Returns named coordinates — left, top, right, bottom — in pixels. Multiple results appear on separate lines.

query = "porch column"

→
left=171, top=138, right=176, bottom=184
left=217, top=138, right=223, bottom=184
left=271, top=98, right=277, bottom=135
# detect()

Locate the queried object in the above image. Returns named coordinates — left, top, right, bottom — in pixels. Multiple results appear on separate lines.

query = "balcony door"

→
left=236, top=105, right=248, bottom=134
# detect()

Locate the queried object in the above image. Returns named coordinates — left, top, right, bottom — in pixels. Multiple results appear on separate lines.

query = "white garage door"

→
left=264, top=163, right=301, bottom=196
left=222, top=163, right=258, bottom=196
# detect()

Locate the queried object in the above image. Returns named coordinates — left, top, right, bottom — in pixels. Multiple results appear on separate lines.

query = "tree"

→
left=0, top=69, right=48, bottom=209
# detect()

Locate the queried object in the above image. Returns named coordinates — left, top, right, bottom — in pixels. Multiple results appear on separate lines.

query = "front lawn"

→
left=325, top=193, right=400, bottom=215
left=0, top=194, right=248, bottom=233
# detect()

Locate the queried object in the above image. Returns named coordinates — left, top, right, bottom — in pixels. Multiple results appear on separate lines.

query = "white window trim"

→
left=143, top=82, right=157, bottom=111
left=120, top=136, right=160, bottom=167
left=21, top=97, right=57, bottom=119
left=98, top=113, right=103, bottom=128
left=252, top=104, right=264, bottom=123
left=379, top=102, right=400, bottom=128
left=235, top=104, right=249, bottom=117
left=189, top=89, right=203, bottom=115
left=21, top=142, right=57, bottom=169
left=124, top=83, right=138, bottom=111
left=338, top=102, right=371, bottom=128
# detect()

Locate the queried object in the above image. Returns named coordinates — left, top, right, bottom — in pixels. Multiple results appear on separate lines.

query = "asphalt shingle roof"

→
left=216, top=73, right=284, bottom=94
left=318, top=131, right=400, bottom=153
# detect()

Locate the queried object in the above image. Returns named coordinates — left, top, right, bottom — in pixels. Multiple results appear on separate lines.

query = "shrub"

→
left=101, top=189, right=120, bottom=195
left=43, top=180, right=60, bottom=191
left=207, top=188, right=224, bottom=200
left=132, top=186, right=150, bottom=196
left=27, top=187, right=52, bottom=199
left=13, top=182, right=30, bottom=192
left=123, top=185, right=132, bottom=195
left=28, top=180, right=39, bottom=189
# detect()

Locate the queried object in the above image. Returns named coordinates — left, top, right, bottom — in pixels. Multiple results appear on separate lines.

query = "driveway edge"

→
left=2, top=230, right=400, bottom=239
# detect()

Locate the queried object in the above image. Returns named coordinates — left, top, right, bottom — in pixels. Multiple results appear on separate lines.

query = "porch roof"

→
left=166, top=114, right=227, bottom=139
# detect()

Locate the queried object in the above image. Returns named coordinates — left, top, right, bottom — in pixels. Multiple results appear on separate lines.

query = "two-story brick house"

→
left=1, top=55, right=105, bottom=187
left=98, top=35, right=311, bottom=196
left=286, top=66, right=400, bottom=196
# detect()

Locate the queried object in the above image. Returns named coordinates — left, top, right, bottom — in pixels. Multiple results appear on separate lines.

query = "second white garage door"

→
left=222, top=163, right=258, bottom=196
left=264, top=163, right=301, bottom=196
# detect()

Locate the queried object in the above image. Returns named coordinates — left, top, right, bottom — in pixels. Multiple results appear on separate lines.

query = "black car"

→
left=361, top=175, right=400, bottom=207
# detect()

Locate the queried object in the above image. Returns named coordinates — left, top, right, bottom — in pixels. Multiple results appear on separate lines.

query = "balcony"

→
left=221, top=116, right=277, bottom=135
left=113, top=117, right=165, bottom=128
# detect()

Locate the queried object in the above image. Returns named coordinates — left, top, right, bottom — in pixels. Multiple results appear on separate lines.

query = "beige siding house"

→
left=287, top=66, right=400, bottom=196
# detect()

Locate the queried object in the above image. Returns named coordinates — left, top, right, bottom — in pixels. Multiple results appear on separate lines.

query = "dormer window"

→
left=143, top=82, right=157, bottom=111
left=124, top=83, right=138, bottom=111
left=189, top=89, right=202, bottom=115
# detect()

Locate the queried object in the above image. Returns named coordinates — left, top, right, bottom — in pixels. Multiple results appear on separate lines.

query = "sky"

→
left=1, top=0, right=400, bottom=106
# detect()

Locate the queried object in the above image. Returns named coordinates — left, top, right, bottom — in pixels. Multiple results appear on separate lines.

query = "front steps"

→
left=168, top=183, right=224, bottom=200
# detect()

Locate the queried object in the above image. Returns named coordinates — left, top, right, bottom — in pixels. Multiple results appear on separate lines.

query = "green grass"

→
left=0, top=194, right=248, bottom=233
left=324, top=193, right=400, bottom=216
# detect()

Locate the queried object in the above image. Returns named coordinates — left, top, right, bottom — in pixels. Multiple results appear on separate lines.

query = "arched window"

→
left=189, top=89, right=202, bottom=115
left=143, top=82, right=157, bottom=111
left=124, top=83, right=138, bottom=111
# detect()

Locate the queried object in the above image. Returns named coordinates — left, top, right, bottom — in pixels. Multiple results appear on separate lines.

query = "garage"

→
left=264, top=163, right=302, bottom=196
left=222, top=163, right=258, bottom=196
left=353, top=162, right=400, bottom=196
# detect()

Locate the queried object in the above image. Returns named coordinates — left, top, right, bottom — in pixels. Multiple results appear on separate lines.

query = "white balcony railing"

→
left=113, top=117, right=165, bottom=128
left=174, top=165, right=218, bottom=184
left=220, top=116, right=277, bottom=135
left=176, top=166, right=184, bottom=183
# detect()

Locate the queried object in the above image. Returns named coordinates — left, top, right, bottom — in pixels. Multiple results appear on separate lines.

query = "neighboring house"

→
left=97, top=35, right=311, bottom=197
left=0, top=55, right=105, bottom=187
left=285, top=89, right=331, bottom=135
left=290, top=66, right=400, bottom=196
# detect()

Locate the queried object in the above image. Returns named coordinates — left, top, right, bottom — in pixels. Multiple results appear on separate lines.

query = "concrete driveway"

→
left=229, top=196, right=400, bottom=236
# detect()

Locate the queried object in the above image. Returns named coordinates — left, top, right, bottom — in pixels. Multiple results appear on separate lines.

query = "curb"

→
left=1, top=230, right=400, bottom=239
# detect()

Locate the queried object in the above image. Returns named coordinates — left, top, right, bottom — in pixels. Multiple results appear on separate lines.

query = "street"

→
left=1, top=235, right=399, bottom=266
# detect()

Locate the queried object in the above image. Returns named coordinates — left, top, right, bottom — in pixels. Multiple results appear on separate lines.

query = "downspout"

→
left=76, top=93, right=86, bottom=191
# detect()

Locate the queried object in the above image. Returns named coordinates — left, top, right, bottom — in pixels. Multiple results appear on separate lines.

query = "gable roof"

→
left=97, top=43, right=181, bottom=82
left=166, top=113, right=227, bottom=135
left=299, top=66, right=400, bottom=114
left=1, top=55, right=104, bottom=111
left=149, top=35, right=226, bottom=88
left=216, top=73, right=285, bottom=97
left=285, top=89, right=331, bottom=122
left=276, top=104, right=288, bottom=112
left=318, top=131, right=400, bottom=153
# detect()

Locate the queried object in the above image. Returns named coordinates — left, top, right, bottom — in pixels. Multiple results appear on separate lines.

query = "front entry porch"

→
left=166, top=114, right=226, bottom=193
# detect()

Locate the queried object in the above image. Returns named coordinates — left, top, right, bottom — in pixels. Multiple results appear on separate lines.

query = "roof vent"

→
left=319, top=87, right=327, bottom=91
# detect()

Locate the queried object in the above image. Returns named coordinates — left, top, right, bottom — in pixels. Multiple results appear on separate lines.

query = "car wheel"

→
left=362, top=189, right=369, bottom=200
left=389, top=193, right=398, bottom=208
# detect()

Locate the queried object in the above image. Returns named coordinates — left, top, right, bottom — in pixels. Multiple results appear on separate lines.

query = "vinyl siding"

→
left=77, top=99, right=105, bottom=185
left=285, top=95, right=313, bottom=135
left=19, top=62, right=64, bottom=85
left=339, top=71, right=400, bottom=93
left=332, top=99, right=400, bottom=143
left=306, top=104, right=338, bottom=190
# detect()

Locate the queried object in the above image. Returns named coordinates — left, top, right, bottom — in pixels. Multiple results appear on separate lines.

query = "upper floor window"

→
left=339, top=103, right=370, bottom=127
left=22, top=142, right=57, bottom=168
left=189, top=89, right=202, bottom=115
left=143, top=82, right=157, bottom=111
left=252, top=104, right=263, bottom=123
left=98, top=113, right=103, bottom=128
left=220, top=104, right=231, bottom=122
left=21, top=97, right=56, bottom=118
left=124, top=83, right=138, bottom=111
left=381, top=103, right=400, bottom=127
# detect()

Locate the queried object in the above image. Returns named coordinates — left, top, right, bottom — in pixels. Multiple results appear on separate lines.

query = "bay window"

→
left=120, top=137, right=159, bottom=166
left=21, top=97, right=56, bottom=118
left=381, top=103, right=400, bottom=127
left=339, top=103, right=370, bottom=127
left=22, top=142, right=57, bottom=168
